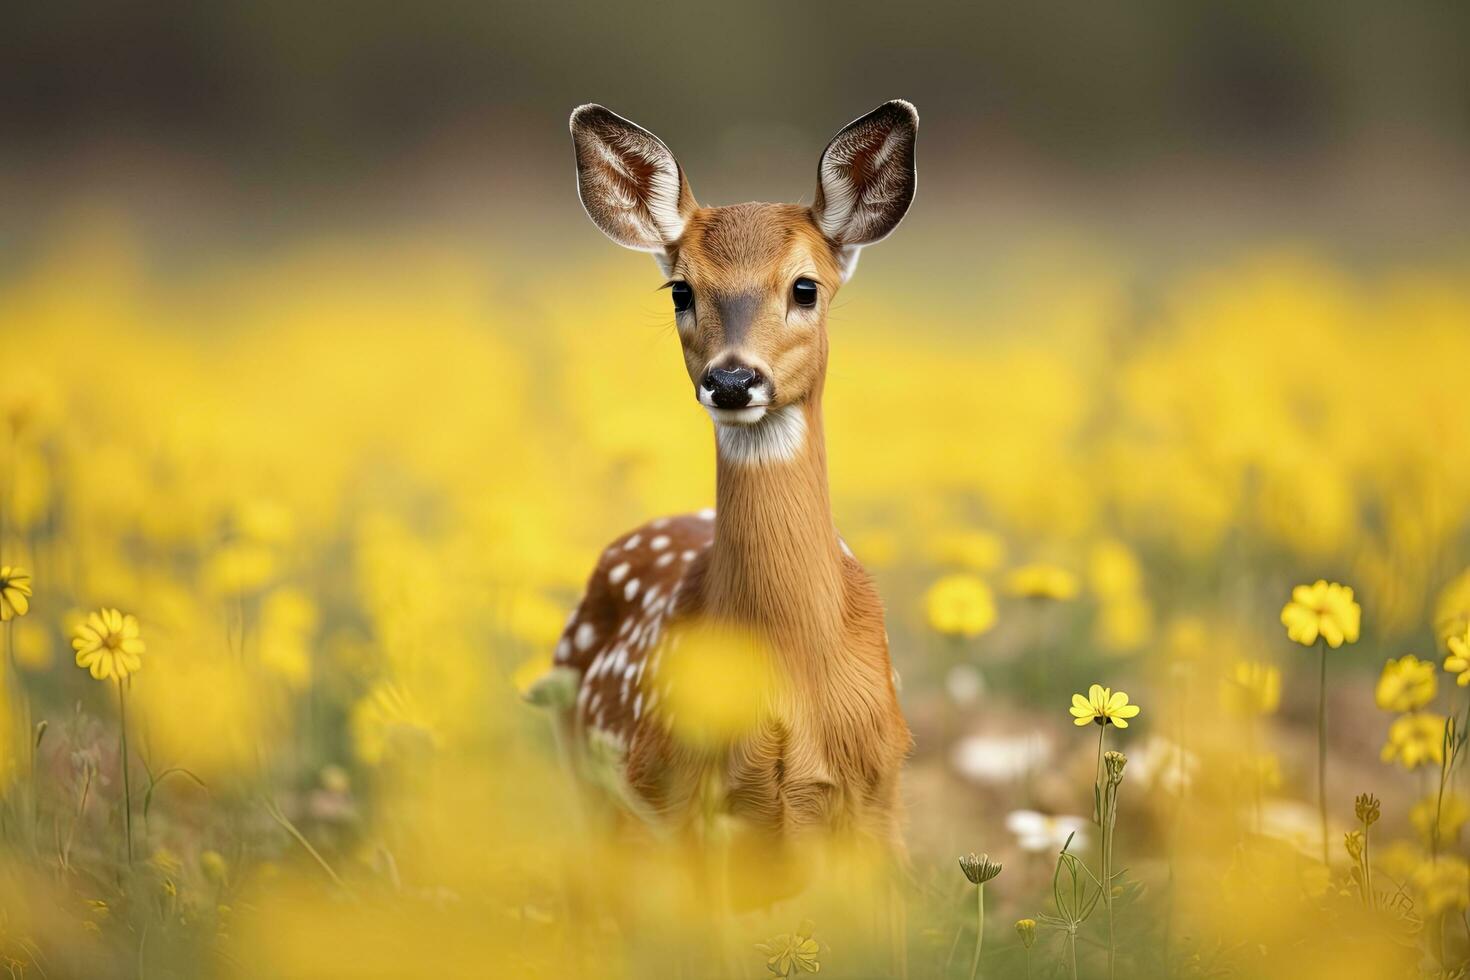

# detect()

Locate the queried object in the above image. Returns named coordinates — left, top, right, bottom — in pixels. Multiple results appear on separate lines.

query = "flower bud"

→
left=959, top=852, right=1002, bottom=884
left=1015, top=918, right=1037, bottom=949
left=1104, top=750, right=1127, bottom=786
left=1354, top=792, right=1380, bottom=827
left=1343, top=830, right=1365, bottom=862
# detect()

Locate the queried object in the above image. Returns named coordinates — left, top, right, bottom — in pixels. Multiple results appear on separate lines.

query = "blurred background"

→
left=2, top=2, right=1470, bottom=977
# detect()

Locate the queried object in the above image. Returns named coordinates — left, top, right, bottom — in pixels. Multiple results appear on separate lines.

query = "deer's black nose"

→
left=703, top=365, right=762, bottom=409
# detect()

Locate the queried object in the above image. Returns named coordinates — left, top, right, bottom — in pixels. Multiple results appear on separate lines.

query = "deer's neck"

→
left=705, top=399, right=846, bottom=641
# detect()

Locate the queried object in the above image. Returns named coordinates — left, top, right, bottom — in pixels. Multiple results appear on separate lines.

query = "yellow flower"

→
left=350, top=682, right=441, bottom=765
left=1413, top=855, right=1470, bottom=915
left=1069, top=684, right=1141, bottom=728
left=1005, top=563, right=1079, bottom=601
left=1280, top=580, right=1360, bottom=648
left=1380, top=712, right=1446, bottom=771
left=1015, top=918, right=1037, bottom=949
left=0, top=566, right=31, bottom=620
left=1435, top=567, right=1470, bottom=647
left=1444, top=627, right=1470, bottom=687
left=12, top=619, right=53, bottom=669
left=654, top=621, right=778, bottom=749
left=1221, top=660, right=1281, bottom=717
left=755, top=920, right=820, bottom=976
left=71, top=609, right=144, bottom=681
left=924, top=574, right=997, bottom=638
left=1164, top=616, right=1208, bottom=661
left=1374, top=654, right=1437, bottom=712
left=923, top=529, right=1006, bottom=572
left=1088, top=539, right=1143, bottom=600
left=1411, top=792, right=1470, bottom=848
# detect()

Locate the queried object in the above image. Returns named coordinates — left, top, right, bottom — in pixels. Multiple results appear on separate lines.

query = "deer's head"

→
left=570, top=101, right=918, bottom=433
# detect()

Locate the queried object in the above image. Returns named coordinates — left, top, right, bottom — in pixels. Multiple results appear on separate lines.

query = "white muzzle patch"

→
left=713, top=404, right=806, bottom=465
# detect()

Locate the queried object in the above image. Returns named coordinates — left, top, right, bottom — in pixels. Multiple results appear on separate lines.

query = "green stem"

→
left=1093, top=724, right=1106, bottom=824
left=1068, top=930, right=1078, bottom=980
left=1361, top=823, right=1373, bottom=908
left=1432, top=748, right=1450, bottom=862
left=118, top=679, right=134, bottom=865
left=1316, top=640, right=1328, bottom=867
left=1103, top=775, right=1116, bottom=980
left=968, top=883, right=984, bottom=980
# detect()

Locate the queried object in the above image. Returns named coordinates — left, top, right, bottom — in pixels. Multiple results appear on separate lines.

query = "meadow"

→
left=2, top=217, right=1470, bottom=978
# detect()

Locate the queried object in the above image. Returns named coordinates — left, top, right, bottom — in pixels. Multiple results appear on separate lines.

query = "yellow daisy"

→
left=0, top=566, right=32, bottom=621
left=1380, top=712, right=1446, bottom=771
left=72, top=608, right=145, bottom=681
left=924, top=574, right=997, bottom=638
left=1445, top=627, right=1470, bottom=687
left=1005, top=563, right=1079, bottom=601
left=1069, top=684, right=1141, bottom=728
left=1281, top=580, right=1361, bottom=648
left=1375, top=654, right=1437, bottom=712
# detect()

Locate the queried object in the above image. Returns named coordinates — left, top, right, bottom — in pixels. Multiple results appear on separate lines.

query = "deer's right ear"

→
left=570, top=105, right=697, bottom=264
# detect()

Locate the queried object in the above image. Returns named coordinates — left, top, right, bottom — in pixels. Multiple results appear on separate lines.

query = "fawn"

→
left=542, top=100, right=918, bottom=873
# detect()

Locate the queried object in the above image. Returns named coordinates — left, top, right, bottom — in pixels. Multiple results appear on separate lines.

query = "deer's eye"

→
left=671, top=282, right=693, bottom=313
left=792, top=278, right=818, bottom=307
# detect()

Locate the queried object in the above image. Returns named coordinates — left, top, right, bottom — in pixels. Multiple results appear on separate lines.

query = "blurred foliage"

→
left=0, top=218, right=1468, bottom=978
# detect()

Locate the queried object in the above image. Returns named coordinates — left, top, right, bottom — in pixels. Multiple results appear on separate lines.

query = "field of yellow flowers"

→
left=2, top=219, right=1470, bottom=978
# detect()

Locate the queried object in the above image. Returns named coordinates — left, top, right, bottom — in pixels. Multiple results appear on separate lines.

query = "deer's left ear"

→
left=812, top=100, right=918, bottom=280
left=570, top=104, right=697, bottom=268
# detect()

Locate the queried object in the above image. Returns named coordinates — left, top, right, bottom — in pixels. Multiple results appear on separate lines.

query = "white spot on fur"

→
left=574, top=622, right=597, bottom=652
left=633, top=692, right=643, bottom=720
left=681, top=549, right=696, bottom=562
left=624, top=534, right=642, bottom=551
left=555, top=638, right=571, bottom=661
left=624, top=578, right=641, bottom=602
left=609, top=562, right=630, bottom=585
left=642, top=585, right=661, bottom=610
left=697, top=508, right=715, bottom=521
left=655, top=551, right=676, bottom=568
left=715, top=404, right=807, bottom=465
left=650, top=535, right=670, bottom=551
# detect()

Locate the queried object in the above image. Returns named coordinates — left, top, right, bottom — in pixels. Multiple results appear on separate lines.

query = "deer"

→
left=537, top=100, right=918, bottom=902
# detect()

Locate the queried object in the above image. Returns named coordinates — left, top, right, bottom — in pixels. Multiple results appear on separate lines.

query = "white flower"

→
left=945, top=664, right=986, bottom=706
left=1005, top=810, right=1088, bottom=852
left=951, top=733, right=1050, bottom=785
